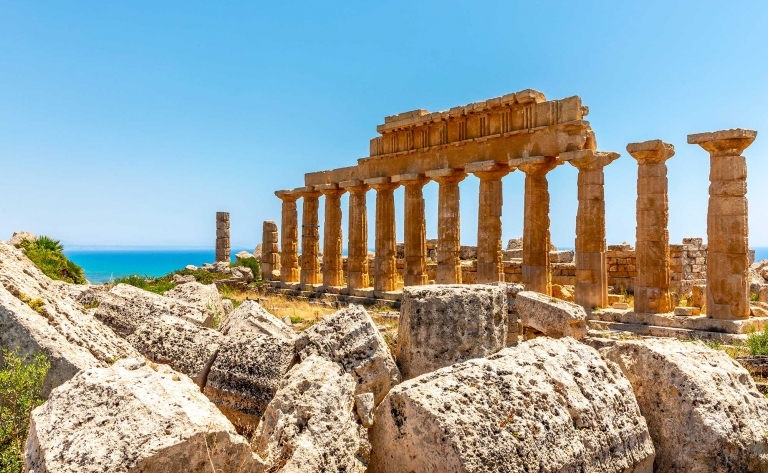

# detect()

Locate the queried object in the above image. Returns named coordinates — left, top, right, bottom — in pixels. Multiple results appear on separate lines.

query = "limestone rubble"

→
left=24, top=358, right=263, bottom=473
left=218, top=299, right=294, bottom=340
left=515, top=290, right=588, bottom=339
left=369, top=338, right=655, bottom=472
left=602, top=338, right=768, bottom=472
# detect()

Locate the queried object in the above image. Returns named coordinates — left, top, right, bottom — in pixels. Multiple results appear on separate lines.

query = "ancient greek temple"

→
left=269, top=89, right=757, bottom=323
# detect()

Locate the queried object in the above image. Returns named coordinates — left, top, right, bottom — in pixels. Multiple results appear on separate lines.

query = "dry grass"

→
left=259, top=294, right=337, bottom=328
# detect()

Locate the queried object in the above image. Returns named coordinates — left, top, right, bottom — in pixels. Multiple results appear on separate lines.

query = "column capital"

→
left=513, top=156, right=559, bottom=174
left=365, top=176, right=400, bottom=191
left=293, top=186, right=322, bottom=199
left=275, top=189, right=300, bottom=202
left=426, top=167, right=467, bottom=184
left=465, top=160, right=513, bottom=179
left=393, top=173, right=429, bottom=188
left=625, top=140, right=674, bottom=164
left=316, top=183, right=346, bottom=197
left=688, top=128, right=757, bottom=157
left=562, top=149, right=621, bottom=170
left=339, top=179, right=369, bottom=193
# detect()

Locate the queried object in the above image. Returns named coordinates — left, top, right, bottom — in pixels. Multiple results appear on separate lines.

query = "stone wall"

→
left=606, top=243, right=637, bottom=293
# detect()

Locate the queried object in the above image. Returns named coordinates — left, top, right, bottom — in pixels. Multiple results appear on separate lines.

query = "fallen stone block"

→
left=127, top=315, right=223, bottom=388
left=94, top=283, right=212, bottom=338
left=219, top=299, right=294, bottom=340
left=515, top=291, right=588, bottom=339
left=25, top=358, right=263, bottom=473
left=673, top=306, right=700, bottom=316
left=164, top=281, right=225, bottom=325
left=369, top=337, right=655, bottom=473
left=551, top=284, right=574, bottom=302
left=296, top=305, right=400, bottom=405
left=253, top=355, right=370, bottom=473
left=398, top=284, right=507, bottom=380
left=602, top=338, right=768, bottom=472
left=203, top=332, right=296, bottom=432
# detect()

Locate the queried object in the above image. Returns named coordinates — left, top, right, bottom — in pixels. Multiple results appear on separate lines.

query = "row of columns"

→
left=274, top=128, right=754, bottom=320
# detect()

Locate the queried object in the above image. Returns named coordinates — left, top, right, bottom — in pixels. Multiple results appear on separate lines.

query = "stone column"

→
left=466, top=161, right=512, bottom=283
left=317, top=184, right=345, bottom=287
left=261, top=220, right=280, bottom=281
left=215, top=212, right=230, bottom=262
left=275, top=191, right=300, bottom=283
left=514, top=156, right=559, bottom=295
left=366, top=177, right=399, bottom=292
left=625, top=140, right=674, bottom=313
left=340, top=180, right=370, bottom=289
left=295, top=186, right=322, bottom=286
left=426, top=168, right=466, bottom=284
left=562, top=150, right=620, bottom=310
left=688, top=129, right=757, bottom=320
left=394, top=173, right=429, bottom=286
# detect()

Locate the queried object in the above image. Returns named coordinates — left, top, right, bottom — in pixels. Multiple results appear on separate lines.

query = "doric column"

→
left=365, top=177, right=400, bottom=292
left=295, top=186, right=322, bottom=286
left=340, top=180, right=369, bottom=289
left=394, top=173, right=429, bottom=287
left=514, top=156, right=559, bottom=295
left=625, top=140, right=674, bottom=313
left=317, top=184, right=345, bottom=287
left=275, top=190, right=300, bottom=283
left=466, top=161, right=512, bottom=283
left=215, top=212, right=230, bottom=262
left=261, top=220, right=280, bottom=281
left=688, top=129, right=757, bottom=320
left=426, top=168, right=467, bottom=284
left=562, top=150, right=620, bottom=310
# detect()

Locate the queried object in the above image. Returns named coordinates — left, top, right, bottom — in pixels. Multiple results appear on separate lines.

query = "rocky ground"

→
left=2, top=238, right=768, bottom=472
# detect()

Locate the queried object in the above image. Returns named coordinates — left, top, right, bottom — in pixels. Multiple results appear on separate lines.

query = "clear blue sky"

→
left=2, top=1, right=767, bottom=250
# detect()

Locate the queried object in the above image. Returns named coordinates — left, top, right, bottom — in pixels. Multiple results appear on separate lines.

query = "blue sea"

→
left=65, top=247, right=768, bottom=285
left=64, top=248, right=253, bottom=284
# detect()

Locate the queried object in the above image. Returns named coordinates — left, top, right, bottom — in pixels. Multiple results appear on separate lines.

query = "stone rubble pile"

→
left=3, top=238, right=768, bottom=472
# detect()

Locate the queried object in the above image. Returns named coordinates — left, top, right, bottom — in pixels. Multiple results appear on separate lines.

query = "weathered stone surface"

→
left=222, top=298, right=234, bottom=314
left=229, top=266, right=254, bottom=282
left=164, top=281, right=225, bottom=323
left=203, top=332, right=296, bottom=431
left=296, top=305, right=399, bottom=405
left=7, top=231, right=36, bottom=247
left=398, top=285, right=507, bottom=380
left=253, top=355, right=369, bottom=473
left=215, top=211, right=231, bottom=263
left=218, top=299, right=294, bottom=340
left=0, top=287, right=100, bottom=397
left=602, top=338, right=768, bottom=473
left=25, top=358, right=262, bottom=473
left=127, top=315, right=222, bottom=388
left=0, top=241, right=137, bottom=395
left=551, top=284, right=574, bottom=302
left=343, top=182, right=370, bottom=289
left=429, top=169, right=466, bottom=284
left=171, top=273, right=195, bottom=284
left=94, top=284, right=213, bottom=338
left=369, top=338, right=655, bottom=473
left=355, top=392, right=375, bottom=428
left=515, top=290, right=588, bottom=339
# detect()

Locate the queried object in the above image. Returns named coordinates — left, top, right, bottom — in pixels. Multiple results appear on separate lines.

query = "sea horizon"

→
left=63, top=246, right=768, bottom=286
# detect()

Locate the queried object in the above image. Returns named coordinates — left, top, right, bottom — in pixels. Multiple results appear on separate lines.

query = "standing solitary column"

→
left=394, top=173, right=429, bottom=286
left=514, top=156, right=559, bottom=295
left=275, top=191, right=300, bottom=283
left=689, top=129, right=757, bottom=319
left=340, top=180, right=369, bottom=289
left=466, top=161, right=512, bottom=283
left=562, top=150, right=620, bottom=310
left=261, top=220, right=280, bottom=281
left=317, top=184, right=345, bottom=287
left=215, top=212, right=230, bottom=262
left=296, top=186, right=322, bottom=286
left=366, top=177, right=400, bottom=292
left=626, top=140, right=674, bottom=313
left=426, top=168, right=466, bottom=284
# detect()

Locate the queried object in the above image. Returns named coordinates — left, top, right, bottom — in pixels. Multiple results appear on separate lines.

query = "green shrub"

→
left=751, top=292, right=760, bottom=302
left=20, top=237, right=86, bottom=285
left=172, top=269, right=230, bottom=285
left=112, top=274, right=177, bottom=295
left=746, top=325, right=768, bottom=356
left=0, top=350, right=50, bottom=473
left=230, top=258, right=261, bottom=280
